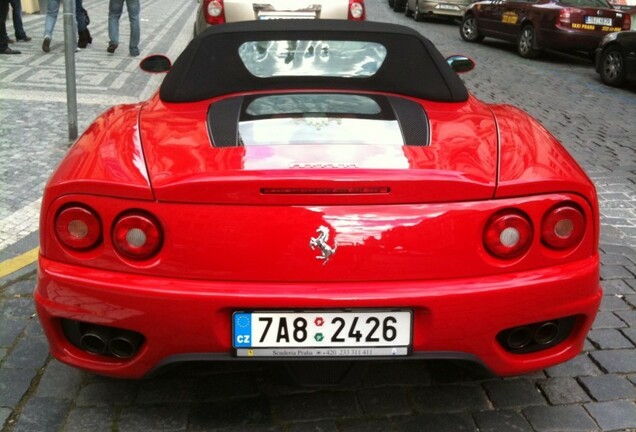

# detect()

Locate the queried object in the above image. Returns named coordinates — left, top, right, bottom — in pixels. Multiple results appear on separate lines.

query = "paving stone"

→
left=189, top=397, right=272, bottom=430
left=12, top=397, right=71, bottom=432
left=275, top=391, right=358, bottom=421
left=339, top=418, right=392, bottom=432
left=3, top=279, right=35, bottom=296
left=587, top=329, right=635, bottom=349
left=136, top=377, right=203, bottom=404
left=585, top=400, right=636, bottom=430
left=0, top=407, right=12, bottom=429
left=472, top=410, right=533, bottom=432
left=0, top=315, right=26, bottom=347
left=0, top=347, right=6, bottom=361
left=35, top=359, right=84, bottom=399
left=579, top=374, right=636, bottom=401
left=523, top=405, right=597, bottom=432
left=287, top=420, right=338, bottom=432
left=599, top=294, right=632, bottom=311
left=601, top=279, right=636, bottom=295
left=411, top=385, right=490, bottom=413
left=76, top=380, right=139, bottom=407
left=623, top=328, right=636, bottom=345
left=0, top=367, right=37, bottom=406
left=483, top=380, right=546, bottom=409
left=625, top=294, right=636, bottom=308
left=195, top=371, right=262, bottom=402
left=591, top=349, right=636, bottom=374
left=23, top=318, right=45, bottom=339
left=601, top=265, right=635, bottom=280
left=545, top=355, right=602, bottom=378
left=539, top=377, right=591, bottom=405
left=394, top=413, right=476, bottom=432
left=0, top=297, right=35, bottom=319
left=592, top=311, right=627, bottom=329
left=362, top=360, right=432, bottom=387
left=357, top=386, right=412, bottom=416
left=615, top=309, right=636, bottom=326
left=63, top=407, right=114, bottom=432
left=2, top=336, right=50, bottom=369
left=119, top=404, right=189, bottom=431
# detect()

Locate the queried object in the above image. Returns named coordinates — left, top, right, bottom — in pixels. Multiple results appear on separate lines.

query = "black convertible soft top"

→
left=159, top=20, right=469, bottom=103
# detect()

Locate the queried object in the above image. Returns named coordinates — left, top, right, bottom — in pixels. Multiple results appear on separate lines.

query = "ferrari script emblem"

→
left=309, top=226, right=338, bottom=265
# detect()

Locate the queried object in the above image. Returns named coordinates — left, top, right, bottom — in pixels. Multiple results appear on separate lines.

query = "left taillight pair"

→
left=483, top=203, right=586, bottom=259
left=348, top=0, right=365, bottom=20
left=54, top=205, right=162, bottom=260
left=204, top=0, right=225, bottom=25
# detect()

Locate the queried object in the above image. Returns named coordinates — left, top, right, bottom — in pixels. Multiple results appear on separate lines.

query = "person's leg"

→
left=126, top=0, right=140, bottom=56
left=108, top=0, right=124, bottom=51
left=9, top=0, right=28, bottom=40
left=1, top=0, right=11, bottom=51
left=75, top=0, right=86, bottom=32
left=44, top=0, right=60, bottom=39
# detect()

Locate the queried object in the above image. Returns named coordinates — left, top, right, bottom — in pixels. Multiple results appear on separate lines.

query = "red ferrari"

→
left=35, top=20, right=601, bottom=379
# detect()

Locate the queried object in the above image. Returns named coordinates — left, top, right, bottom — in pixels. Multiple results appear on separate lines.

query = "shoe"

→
left=130, top=50, right=140, bottom=57
left=78, top=29, right=92, bottom=49
left=107, top=43, right=117, bottom=53
left=1, top=47, right=21, bottom=54
left=17, top=36, right=32, bottom=42
left=42, top=37, right=51, bottom=53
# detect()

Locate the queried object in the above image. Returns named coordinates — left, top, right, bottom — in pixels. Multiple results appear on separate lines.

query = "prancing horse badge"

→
left=309, top=226, right=338, bottom=265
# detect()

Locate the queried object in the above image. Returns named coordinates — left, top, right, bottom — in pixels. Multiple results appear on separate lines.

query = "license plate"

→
left=584, top=16, right=612, bottom=26
left=233, top=310, right=411, bottom=357
left=437, top=4, right=460, bottom=10
left=258, top=12, right=317, bottom=20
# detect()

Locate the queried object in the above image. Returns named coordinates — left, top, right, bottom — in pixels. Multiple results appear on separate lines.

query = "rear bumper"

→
left=539, top=27, right=605, bottom=52
left=35, top=255, right=601, bottom=378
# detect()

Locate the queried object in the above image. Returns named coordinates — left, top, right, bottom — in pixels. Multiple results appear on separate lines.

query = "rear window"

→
left=557, top=0, right=612, bottom=7
left=238, top=93, right=404, bottom=146
left=238, top=40, right=388, bottom=78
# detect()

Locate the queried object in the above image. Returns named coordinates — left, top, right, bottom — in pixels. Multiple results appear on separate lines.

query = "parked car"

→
left=405, top=0, right=473, bottom=21
left=595, top=30, right=636, bottom=85
left=194, top=0, right=365, bottom=36
left=36, top=20, right=601, bottom=379
left=460, top=0, right=632, bottom=58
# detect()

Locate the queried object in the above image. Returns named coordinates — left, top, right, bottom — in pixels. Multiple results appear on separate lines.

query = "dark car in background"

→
left=404, top=0, right=473, bottom=21
left=595, top=30, right=636, bottom=86
left=460, top=0, right=632, bottom=58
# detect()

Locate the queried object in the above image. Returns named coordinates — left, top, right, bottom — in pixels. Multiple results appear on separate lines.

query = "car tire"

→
left=517, top=25, right=540, bottom=59
left=460, top=15, right=484, bottom=42
left=405, top=1, right=413, bottom=17
left=413, top=1, right=423, bottom=21
left=599, top=45, right=627, bottom=87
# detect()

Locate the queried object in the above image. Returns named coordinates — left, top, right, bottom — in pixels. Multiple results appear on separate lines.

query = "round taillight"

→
left=484, top=211, right=533, bottom=259
left=207, top=0, right=223, bottom=17
left=112, top=213, right=162, bottom=260
left=55, top=206, right=102, bottom=250
left=541, top=204, right=585, bottom=250
left=349, top=1, right=364, bottom=19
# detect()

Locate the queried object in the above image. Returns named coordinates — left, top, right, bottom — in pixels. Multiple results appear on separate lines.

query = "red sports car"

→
left=36, top=20, right=601, bottom=379
left=460, top=0, right=632, bottom=58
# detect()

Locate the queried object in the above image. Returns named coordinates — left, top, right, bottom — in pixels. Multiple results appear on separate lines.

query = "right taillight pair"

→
left=55, top=205, right=162, bottom=260
left=483, top=203, right=586, bottom=259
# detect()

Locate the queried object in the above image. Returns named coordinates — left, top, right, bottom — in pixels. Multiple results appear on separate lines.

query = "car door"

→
left=475, top=0, right=507, bottom=33
left=492, top=0, right=534, bottom=38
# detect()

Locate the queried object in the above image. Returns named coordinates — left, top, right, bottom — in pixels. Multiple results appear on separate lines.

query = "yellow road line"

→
left=0, top=247, right=39, bottom=279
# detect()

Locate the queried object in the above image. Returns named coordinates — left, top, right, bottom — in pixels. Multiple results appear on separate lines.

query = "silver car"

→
left=403, top=0, right=472, bottom=20
left=194, top=0, right=366, bottom=36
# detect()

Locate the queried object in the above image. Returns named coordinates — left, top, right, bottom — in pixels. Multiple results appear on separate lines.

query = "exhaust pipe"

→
left=80, top=326, right=113, bottom=355
left=108, top=332, right=143, bottom=359
left=534, top=322, right=559, bottom=345
left=506, top=326, right=533, bottom=350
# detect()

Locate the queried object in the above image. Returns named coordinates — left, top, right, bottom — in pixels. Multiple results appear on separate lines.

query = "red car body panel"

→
left=36, top=21, right=601, bottom=379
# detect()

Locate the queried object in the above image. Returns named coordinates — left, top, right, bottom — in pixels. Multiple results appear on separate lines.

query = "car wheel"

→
left=460, top=15, right=484, bottom=42
left=517, top=25, right=540, bottom=59
left=413, top=1, right=423, bottom=21
left=405, top=1, right=413, bottom=17
left=599, top=46, right=626, bottom=87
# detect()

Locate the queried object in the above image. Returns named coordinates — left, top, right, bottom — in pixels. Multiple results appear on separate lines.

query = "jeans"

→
left=44, top=0, right=77, bottom=45
left=76, top=0, right=86, bottom=33
left=8, top=0, right=27, bottom=39
left=108, top=0, right=140, bottom=55
left=0, top=0, right=9, bottom=51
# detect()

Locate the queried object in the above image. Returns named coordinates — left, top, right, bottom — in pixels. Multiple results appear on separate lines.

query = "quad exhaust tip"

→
left=498, top=316, right=576, bottom=354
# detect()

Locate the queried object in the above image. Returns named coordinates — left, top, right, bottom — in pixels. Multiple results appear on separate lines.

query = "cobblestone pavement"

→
left=1, top=0, right=635, bottom=430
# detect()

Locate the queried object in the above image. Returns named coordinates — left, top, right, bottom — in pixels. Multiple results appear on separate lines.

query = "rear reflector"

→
left=261, top=187, right=389, bottom=195
left=348, top=0, right=365, bottom=20
left=55, top=205, right=102, bottom=251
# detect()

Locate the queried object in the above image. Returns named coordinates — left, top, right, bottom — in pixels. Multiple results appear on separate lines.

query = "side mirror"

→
left=446, top=55, right=475, bottom=74
left=140, top=55, right=172, bottom=73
